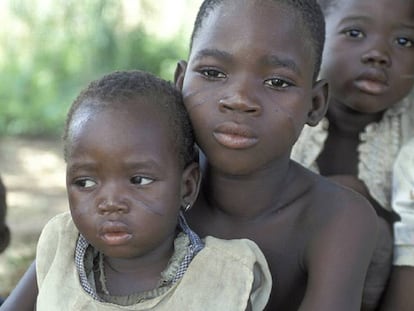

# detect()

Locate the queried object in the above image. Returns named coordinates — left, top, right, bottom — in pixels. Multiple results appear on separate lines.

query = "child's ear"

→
left=181, top=162, right=201, bottom=209
left=307, top=79, right=329, bottom=126
left=174, top=60, right=188, bottom=91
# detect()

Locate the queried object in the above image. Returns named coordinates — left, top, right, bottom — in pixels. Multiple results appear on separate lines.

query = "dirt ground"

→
left=0, top=135, right=67, bottom=297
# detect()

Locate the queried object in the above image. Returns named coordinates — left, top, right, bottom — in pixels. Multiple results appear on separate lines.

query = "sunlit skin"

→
left=65, top=101, right=199, bottom=295
left=175, top=1, right=377, bottom=310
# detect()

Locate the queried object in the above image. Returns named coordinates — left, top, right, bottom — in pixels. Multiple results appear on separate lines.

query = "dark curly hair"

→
left=63, top=70, right=197, bottom=167
left=189, top=0, right=326, bottom=80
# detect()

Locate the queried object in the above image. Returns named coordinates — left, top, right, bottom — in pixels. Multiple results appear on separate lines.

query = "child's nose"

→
left=98, top=198, right=129, bottom=214
left=361, top=43, right=391, bottom=67
left=97, top=186, right=129, bottom=214
left=219, top=88, right=261, bottom=115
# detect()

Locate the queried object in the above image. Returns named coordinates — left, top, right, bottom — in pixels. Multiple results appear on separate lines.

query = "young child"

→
left=291, top=0, right=414, bottom=309
left=0, top=70, right=271, bottom=311
left=174, top=0, right=378, bottom=310
left=0, top=176, right=10, bottom=306
left=381, top=138, right=414, bottom=311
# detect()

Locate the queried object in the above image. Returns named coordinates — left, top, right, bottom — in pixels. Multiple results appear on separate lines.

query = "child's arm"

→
left=300, top=190, right=378, bottom=311
left=0, top=261, right=38, bottom=311
left=380, top=266, right=414, bottom=311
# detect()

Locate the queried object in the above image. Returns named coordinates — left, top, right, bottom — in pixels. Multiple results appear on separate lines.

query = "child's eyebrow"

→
left=192, top=48, right=233, bottom=63
left=67, top=159, right=163, bottom=172
left=340, top=15, right=371, bottom=24
left=260, top=55, right=301, bottom=75
left=192, top=48, right=301, bottom=75
left=341, top=16, right=414, bottom=31
left=123, top=159, right=163, bottom=171
left=66, top=162, right=97, bottom=173
left=398, top=23, right=414, bottom=31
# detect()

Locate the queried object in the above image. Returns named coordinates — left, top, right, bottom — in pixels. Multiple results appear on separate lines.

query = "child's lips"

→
left=354, top=70, right=388, bottom=95
left=213, top=122, right=258, bottom=149
left=354, top=79, right=388, bottom=95
left=100, top=222, right=132, bottom=245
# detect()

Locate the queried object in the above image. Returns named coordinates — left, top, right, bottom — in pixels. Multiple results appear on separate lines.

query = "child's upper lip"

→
left=213, top=122, right=258, bottom=149
left=355, top=68, right=388, bottom=85
left=100, top=221, right=130, bottom=234
left=99, top=221, right=132, bottom=245
left=214, top=122, right=257, bottom=138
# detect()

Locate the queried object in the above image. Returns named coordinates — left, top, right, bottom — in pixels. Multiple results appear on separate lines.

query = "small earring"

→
left=182, top=202, right=192, bottom=212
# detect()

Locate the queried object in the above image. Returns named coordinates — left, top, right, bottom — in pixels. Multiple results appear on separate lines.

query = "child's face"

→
left=320, top=0, right=414, bottom=113
left=65, top=101, right=198, bottom=259
left=176, top=0, right=327, bottom=174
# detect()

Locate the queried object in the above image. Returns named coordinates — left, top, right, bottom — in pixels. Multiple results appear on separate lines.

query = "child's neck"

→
left=99, top=238, right=174, bottom=296
left=327, top=99, right=384, bottom=136
left=200, top=156, right=293, bottom=220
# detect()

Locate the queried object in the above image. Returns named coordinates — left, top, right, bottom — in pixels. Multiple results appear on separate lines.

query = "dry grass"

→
left=0, top=136, right=67, bottom=297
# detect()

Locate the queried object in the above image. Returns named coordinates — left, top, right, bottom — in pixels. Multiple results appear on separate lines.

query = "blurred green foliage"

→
left=0, top=0, right=192, bottom=137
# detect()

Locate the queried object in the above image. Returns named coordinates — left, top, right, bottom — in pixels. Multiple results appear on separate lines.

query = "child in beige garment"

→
left=0, top=70, right=271, bottom=311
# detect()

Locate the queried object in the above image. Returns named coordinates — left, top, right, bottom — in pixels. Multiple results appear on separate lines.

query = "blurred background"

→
left=0, top=0, right=201, bottom=137
left=0, top=0, right=201, bottom=297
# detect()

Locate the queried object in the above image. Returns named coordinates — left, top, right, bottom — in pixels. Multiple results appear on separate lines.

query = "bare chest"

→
left=187, top=209, right=310, bottom=310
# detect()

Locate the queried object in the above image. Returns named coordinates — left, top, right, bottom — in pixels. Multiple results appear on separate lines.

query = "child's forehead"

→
left=330, top=0, right=414, bottom=22
left=194, top=1, right=305, bottom=46
left=67, top=101, right=173, bottom=150
left=69, top=99, right=167, bottom=139
left=190, top=1, right=315, bottom=71
left=200, top=1, right=295, bottom=28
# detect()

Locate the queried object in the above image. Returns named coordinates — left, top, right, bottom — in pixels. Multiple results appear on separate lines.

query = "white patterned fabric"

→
left=74, top=212, right=203, bottom=305
left=292, top=94, right=414, bottom=211
left=392, top=138, right=414, bottom=266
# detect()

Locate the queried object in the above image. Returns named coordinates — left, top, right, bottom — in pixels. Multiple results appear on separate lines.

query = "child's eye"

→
left=345, top=29, right=364, bottom=39
left=200, top=68, right=226, bottom=79
left=130, top=176, right=153, bottom=186
left=74, top=178, right=97, bottom=189
left=264, top=78, right=291, bottom=89
left=396, top=37, right=413, bottom=48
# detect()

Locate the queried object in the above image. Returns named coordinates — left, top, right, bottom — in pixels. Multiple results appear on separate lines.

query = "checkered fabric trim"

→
left=75, top=234, right=102, bottom=301
left=74, top=212, right=204, bottom=300
left=172, top=212, right=205, bottom=283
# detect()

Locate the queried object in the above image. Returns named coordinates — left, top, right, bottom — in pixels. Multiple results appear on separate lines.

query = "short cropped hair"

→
left=63, top=70, right=197, bottom=167
left=189, top=0, right=326, bottom=80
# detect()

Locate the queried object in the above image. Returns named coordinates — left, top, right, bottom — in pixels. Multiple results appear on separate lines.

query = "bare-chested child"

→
left=174, top=0, right=378, bottom=310
left=291, top=0, right=414, bottom=309
left=0, top=70, right=271, bottom=311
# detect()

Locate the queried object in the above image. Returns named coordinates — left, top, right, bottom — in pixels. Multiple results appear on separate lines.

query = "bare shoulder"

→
left=289, top=162, right=378, bottom=310
left=292, top=161, right=377, bottom=223
left=290, top=161, right=378, bottom=260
